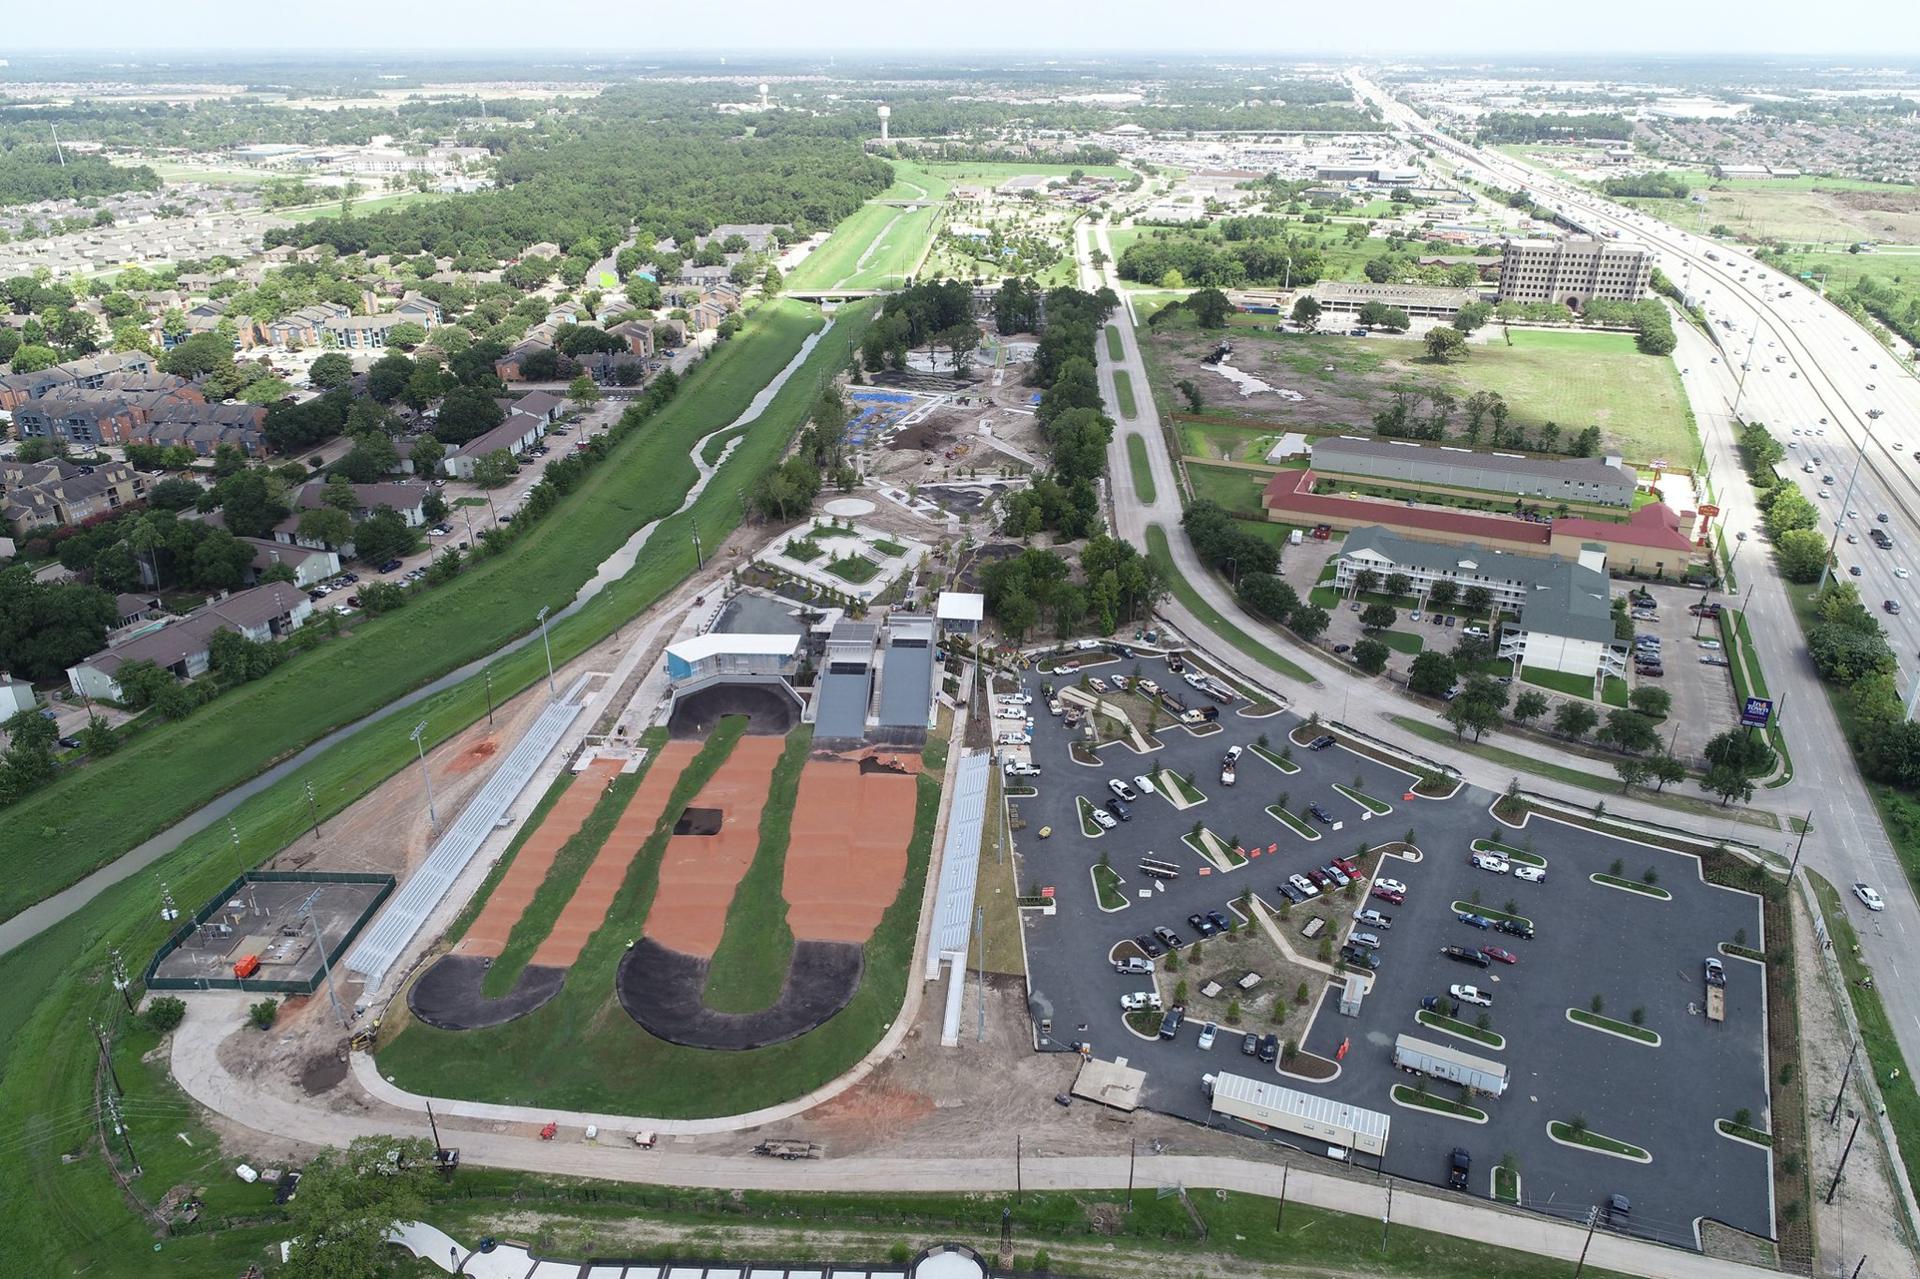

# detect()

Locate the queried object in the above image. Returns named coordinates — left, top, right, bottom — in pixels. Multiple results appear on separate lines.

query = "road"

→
left=1336, top=70, right=1920, bottom=1152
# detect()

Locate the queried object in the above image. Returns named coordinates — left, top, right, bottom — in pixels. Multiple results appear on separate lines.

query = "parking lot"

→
left=1005, top=648, right=1773, bottom=1247
left=1618, top=581, right=1742, bottom=766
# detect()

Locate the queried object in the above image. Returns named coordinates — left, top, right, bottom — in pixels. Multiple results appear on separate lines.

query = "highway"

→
left=1343, top=70, right=1920, bottom=1147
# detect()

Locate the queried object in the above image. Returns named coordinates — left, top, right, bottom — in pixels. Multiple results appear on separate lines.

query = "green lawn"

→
left=1184, top=461, right=1275, bottom=519
left=1126, top=434, right=1157, bottom=504
left=1392, top=1084, right=1489, bottom=1121
left=1078, top=795, right=1104, bottom=837
left=702, top=726, right=811, bottom=1012
left=786, top=201, right=940, bottom=291
left=1105, top=324, right=1124, bottom=360
left=284, top=190, right=451, bottom=221
left=1333, top=782, right=1392, bottom=814
left=876, top=159, right=1133, bottom=203
left=1376, top=629, right=1424, bottom=655
left=1178, top=421, right=1286, bottom=464
left=1113, top=369, right=1138, bottom=418
left=0, top=299, right=856, bottom=926
left=870, top=538, right=909, bottom=557
left=377, top=728, right=941, bottom=1115
left=1521, top=666, right=1594, bottom=699
left=0, top=303, right=879, bottom=1270
left=1093, top=862, right=1128, bottom=910
left=825, top=554, right=882, bottom=584
left=1567, top=1008, right=1660, bottom=1044
left=1549, top=1121, right=1649, bottom=1161
left=1145, top=525, right=1310, bottom=683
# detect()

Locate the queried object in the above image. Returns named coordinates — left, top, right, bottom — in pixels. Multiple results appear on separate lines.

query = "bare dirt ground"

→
left=1793, top=888, right=1919, bottom=1277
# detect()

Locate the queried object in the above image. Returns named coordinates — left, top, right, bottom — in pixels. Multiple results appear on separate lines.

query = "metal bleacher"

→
left=924, top=752, right=992, bottom=979
left=344, top=690, right=585, bottom=988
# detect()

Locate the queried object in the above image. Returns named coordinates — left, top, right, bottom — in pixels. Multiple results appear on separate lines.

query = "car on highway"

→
left=1513, top=865, right=1546, bottom=883
left=1855, top=883, right=1886, bottom=911
left=1481, top=946, right=1518, bottom=965
left=1107, top=779, right=1138, bottom=802
left=1850, top=566, right=1863, bottom=577
left=1819, top=489, right=1832, bottom=499
left=1886, top=601, right=1903, bottom=616
left=1899, top=568, right=1911, bottom=580
left=1450, top=984, right=1493, bottom=1007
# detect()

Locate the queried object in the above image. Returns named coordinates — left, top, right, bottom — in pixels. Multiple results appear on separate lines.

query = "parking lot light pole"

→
left=409, top=720, right=440, bottom=834
left=536, top=606, right=556, bottom=700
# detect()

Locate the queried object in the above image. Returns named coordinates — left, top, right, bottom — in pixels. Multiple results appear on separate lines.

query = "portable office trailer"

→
left=1392, top=1033, right=1509, bottom=1097
left=1203, top=1071, right=1391, bottom=1158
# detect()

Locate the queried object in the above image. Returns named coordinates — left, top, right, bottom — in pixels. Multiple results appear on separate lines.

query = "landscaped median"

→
left=1589, top=872, right=1672, bottom=900
left=1391, top=1084, right=1488, bottom=1123
left=1548, top=1119, right=1651, bottom=1162
left=1566, top=1008, right=1661, bottom=1046
left=1267, top=803, right=1322, bottom=840
left=1718, top=607, right=1794, bottom=787
left=1077, top=795, right=1106, bottom=837
left=1250, top=741, right=1300, bottom=774
left=1448, top=901, right=1533, bottom=930
left=1333, top=782, right=1393, bottom=816
left=1416, top=1008, right=1506, bottom=1050
left=1091, top=860, right=1129, bottom=911
left=1156, top=768, right=1207, bottom=807
left=1471, top=837, right=1544, bottom=868
left=1183, top=825, right=1249, bottom=870
left=1493, top=1164, right=1521, bottom=1204
left=1716, top=1117, right=1774, bottom=1148
left=1126, top=434, right=1157, bottom=503
left=1114, top=368, right=1139, bottom=418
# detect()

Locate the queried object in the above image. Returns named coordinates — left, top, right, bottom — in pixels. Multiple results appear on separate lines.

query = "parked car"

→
left=1090, top=808, right=1117, bottom=830
left=1321, top=863, right=1350, bottom=887
left=1242, top=1032, right=1260, bottom=1056
left=1104, top=798, right=1132, bottom=822
left=1339, top=943, right=1379, bottom=970
left=1134, top=934, right=1164, bottom=958
left=1153, top=925, right=1184, bottom=949
left=1197, top=1022, right=1217, bottom=1051
left=1188, top=912, right=1218, bottom=938
left=1308, top=803, right=1335, bottom=824
left=378, top=558, right=403, bottom=573
left=1353, top=908, right=1392, bottom=929
left=1306, top=735, right=1336, bottom=751
left=1441, top=945, right=1492, bottom=968
left=1349, top=932, right=1382, bottom=950
left=1481, top=946, right=1518, bottom=965
left=1258, top=1034, right=1279, bottom=1063
left=1371, top=885, right=1405, bottom=905
left=1288, top=874, right=1320, bottom=899
left=1513, top=865, right=1546, bottom=883
left=1448, top=1148, right=1472, bottom=1191
left=1376, top=879, right=1408, bottom=896
left=1450, top=984, right=1493, bottom=1007
left=1457, top=912, right=1492, bottom=929
left=1493, top=918, right=1535, bottom=940
left=1470, top=852, right=1510, bottom=874
left=1206, top=910, right=1231, bottom=934
left=1108, top=779, right=1139, bottom=802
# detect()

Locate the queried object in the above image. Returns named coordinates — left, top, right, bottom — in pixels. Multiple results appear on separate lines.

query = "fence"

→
left=143, top=870, right=395, bottom=995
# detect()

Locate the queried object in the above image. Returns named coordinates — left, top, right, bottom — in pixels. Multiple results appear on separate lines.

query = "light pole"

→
left=1730, top=325, right=1761, bottom=418
left=692, top=527, right=704, bottom=570
left=409, top=720, right=440, bottom=834
left=1818, top=421, right=1875, bottom=592
left=536, top=606, right=556, bottom=700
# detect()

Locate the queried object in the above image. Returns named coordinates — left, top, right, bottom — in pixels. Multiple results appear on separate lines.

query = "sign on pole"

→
left=1741, top=696, right=1774, bottom=729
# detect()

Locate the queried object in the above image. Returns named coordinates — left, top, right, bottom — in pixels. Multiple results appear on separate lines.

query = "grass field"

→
left=1126, top=434, right=1157, bottom=503
left=0, top=304, right=877, bottom=1273
left=0, top=301, right=865, bottom=926
left=1145, top=525, right=1311, bottom=683
left=377, top=716, right=941, bottom=1114
left=1184, top=461, right=1274, bottom=519
left=1113, top=369, right=1138, bottom=418
left=703, top=726, right=810, bottom=1012
left=280, top=190, right=450, bottom=222
left=786, top=201, right=940, bottom=291
left=877, top=159, right=1133, bottom=203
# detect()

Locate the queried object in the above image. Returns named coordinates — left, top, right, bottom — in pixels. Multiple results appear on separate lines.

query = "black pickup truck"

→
left=1440, top=944, right=1492, bottom=968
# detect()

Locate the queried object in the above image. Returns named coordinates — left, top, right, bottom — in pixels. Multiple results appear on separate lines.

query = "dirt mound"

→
left=887, top=422, right=947, bottom=452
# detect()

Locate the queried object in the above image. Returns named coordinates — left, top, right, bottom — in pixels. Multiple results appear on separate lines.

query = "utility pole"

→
left=409, top=720, right=440, bottom=834
left=104, top=1092, right=138, bottom=1174
left=1276, top=1164, right=1288, bottom=1230
left=109, top=949, right=134, bottom=1015
left=1126, top=1137, right=1135, bottom=1213
left=1573, top=1205, right=1599, bottom=1277
left=304, top=780, right=323, bottom=841
left=1828, top=1112, right=1863, bottom=1204
left=1016, top=1135, right=1023, bottom=1204
left=1789, top=811, right=1814, bottom=879
left=307, top=907, right=348, bottom=1028
left=1831, top=1041, right=1859, bottom=1124
left=1380, top=1177, right=1392, bottom=1252
left=1819, top=420, right=1876, bottom=592
left=227, top=816, right=244, bottom=881
left=536, top=606, right=556, bottom=700
left=425, top=1098, right=444, bottom=1151
left=484, top=667, right=495, bottom=726
left=692, top=527, right=704, bottom=570
left=90, top=1019, right=123, bottom=1096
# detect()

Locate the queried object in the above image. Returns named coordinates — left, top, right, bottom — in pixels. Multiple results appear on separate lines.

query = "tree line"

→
left=1002, top=286, right=1120, bottom=540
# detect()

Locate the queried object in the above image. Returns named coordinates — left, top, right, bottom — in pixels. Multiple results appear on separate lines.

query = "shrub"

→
left=1610, top=857, right=1625, bottom=877
left=1477, top=1012, right=1492, bottom=1031
left=1282, top=1039, right=1298, bottom=1062
left=1174, top=980, right=1189, bottom=1003
left=248, top=998, right=279, bottom=1030
left=1270, top=1001, right=1288, bottom=1023
left=1226, top=998, right=1242, bottom=1025
left=1163, top=949, right=1181, bottom=972
left=1642, top=866, right=1659, bottom=885
left=1294, top=981, right=1310, bottom=1006
left=1567, top=1114, right=1589, bottom=1137
left=1590, top=994, right=1605, bottom=1014
left=1734, top=1107, right=1752, bottom=1127
left=1630, top=1007, right=1646, bottom=1026
left=144, top=996, right=186, bottom=1032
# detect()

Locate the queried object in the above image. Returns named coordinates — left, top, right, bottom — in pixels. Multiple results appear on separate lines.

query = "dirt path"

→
left=459, top=757, right=625, bottom=957
left=648, top=735, right=785, bottom=957
left=784, top=756, right=919, bottom=943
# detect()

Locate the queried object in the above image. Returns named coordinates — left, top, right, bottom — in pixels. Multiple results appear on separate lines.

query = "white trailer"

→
left=1203, top=1071, right=1391, bottom=1158
left=1392, top=1033, right=1508, bottom=1098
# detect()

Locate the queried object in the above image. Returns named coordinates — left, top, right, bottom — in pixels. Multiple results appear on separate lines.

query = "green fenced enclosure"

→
left=144, top=870, right=394, bottom=995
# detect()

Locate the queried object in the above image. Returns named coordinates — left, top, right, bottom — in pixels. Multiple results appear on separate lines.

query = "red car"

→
left=1332, top=856, right=1361, bottom=877
left=1306, top=869, right=1331, bottom=889
left=1371, top=886, right=1405, bottom=905
left=1480, top=946, right=1518, bottom=965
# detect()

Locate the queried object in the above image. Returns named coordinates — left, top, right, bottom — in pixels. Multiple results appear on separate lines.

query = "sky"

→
left=5, top=0, right=1918, bottom=58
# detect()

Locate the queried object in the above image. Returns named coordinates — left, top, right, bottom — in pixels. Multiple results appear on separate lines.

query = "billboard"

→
left=1741, top=697, right=1774, bottom=728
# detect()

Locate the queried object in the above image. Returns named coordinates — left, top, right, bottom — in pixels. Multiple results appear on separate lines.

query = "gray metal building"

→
left=1312, top=436, right=1637, bottom=508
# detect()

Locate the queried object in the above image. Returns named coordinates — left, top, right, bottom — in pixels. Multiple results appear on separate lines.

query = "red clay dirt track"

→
left=781, top=754, right=919, bottom=944
left=642, top=735, right=786, bottom=958
left=457, top=758, right=624, bottom=958
left=530, top=739, right=700, bottom=969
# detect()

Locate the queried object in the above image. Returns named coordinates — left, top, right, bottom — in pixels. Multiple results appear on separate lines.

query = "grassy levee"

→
left=478, top=746, right=668, bottom=999
left=0, top=299, right=868, bottom=925
left=701, top=725, right=812, bottom=1012
left=375, top=755, right=942, bottom=1115
left=0, top=304, right=875, bottom=1274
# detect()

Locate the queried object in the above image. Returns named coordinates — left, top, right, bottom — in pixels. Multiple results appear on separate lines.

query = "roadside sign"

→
left=1699, top=503, right=1721, bottom=517
left=1741, top=697, right=1774, bottom=728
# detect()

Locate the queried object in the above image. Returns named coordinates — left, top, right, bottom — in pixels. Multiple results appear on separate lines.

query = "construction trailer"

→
left=1392, top=1033, right=1509, bottom=1098
left=1203, top=1071, right=1391, bottom=1160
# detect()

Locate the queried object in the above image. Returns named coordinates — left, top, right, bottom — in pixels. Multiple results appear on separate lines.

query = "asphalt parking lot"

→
left=1624, top=583, right=1741, bottom=765
left=1007, top=649, right=1773, bottom=1246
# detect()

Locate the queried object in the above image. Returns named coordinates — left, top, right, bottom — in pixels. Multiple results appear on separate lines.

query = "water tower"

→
left=878, top=104, right=891, bottom=142
left=758, top=83, right=770, bottom=110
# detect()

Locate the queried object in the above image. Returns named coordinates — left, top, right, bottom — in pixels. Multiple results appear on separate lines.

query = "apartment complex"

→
left=1, top=458, right=147, bottom=535
left=1334, top=525, right=1627, bottom=685
left=1311, top=436, right=1639, bottom=509
left=1497, top=237, right=1653, bottom=308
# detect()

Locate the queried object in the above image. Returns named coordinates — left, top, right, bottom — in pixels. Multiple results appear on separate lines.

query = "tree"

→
left=1291, top=295, right=1322, bottom=331
left=386, top=322, right=427, bottom=351
left=0, top=568, right=116, bottom=683
left=352, top=508, right=420, bottom=565
left=283, top=1135, right=438, bottom=1279
left=1424, top=325, right=1469, bottom=362
left=1511, top=689, right=1548, bottom=724
left=1383, top=572, right=1412, bottom=599
left=308, top=351, right=354, bottom=389
left=1359, top=602, right=1397, bottom=633
left=1187, top=288, right=1232, bottom=328
left=1352, top=639, right=1390, bottom=674
left=1773, top=527, right=1831, bottom=584
left=1598, top=709, right=1659, bottom=755
left=1289, top=603, right=1330, bottom=641
left=1427, top=578, right=1458, bottom=608
left=1461, top=585, right=1493, bottom=614
left=1628, top=686, right=1671, bottom=718
left=1703, top=763, right=1755, bottom=807
left=1554, top=701, right=1598, bottom=740
left=217, top=470, right=289, bottom=540
left=433, top=384, right=505, bottom=445
left=409, top=435, right=447, bottom=479
left=1614, top=757, right=1650, bottom=792
left=1454, top=300, right=1494, bottom=333
left=1649, top=753, right=1687, bottom=791
left=1353, top=568, right=1381, bottom=596
left=339, top=431, right=400, bottom=484
left=471, top=449, right=517, bottom=489
left=297, top=506, right=354, bottom=551
left=1408, top=651, right=1458, bottom=697
left=567, top=373, right=601, bottom=412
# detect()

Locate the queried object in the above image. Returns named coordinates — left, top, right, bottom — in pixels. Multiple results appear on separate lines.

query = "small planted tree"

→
left=1567, top=1114, right=1589, bottom=1138
left=1164, top=949, right=1181, bottom=972
left=1590, top=994, right=1605, bottom=1015
left=249, top=998, right=279, bottom=1030
left=1642, top=866, right=1660, bottom=885
left=1294, top=981, right=1310, bottom=1006
left=1610, top=857, right=1625, bottom=877
left=1174, top=979, right=1189, bottom=1004
left=1630, top=1007, right=1646, bottom=1026
left=1189, top=939, right=1205, bottom=964
left=1271, top=1001, right=1288, bottom=1024
left=1226, top=998, right=1242, bottom=1025
left=144, top=997, right=187, bottom=1032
